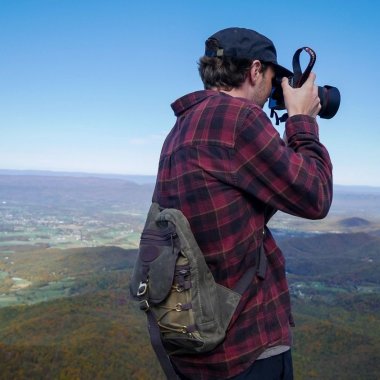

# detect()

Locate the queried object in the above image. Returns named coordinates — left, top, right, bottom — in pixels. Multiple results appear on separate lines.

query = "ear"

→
left=249, top=60, right=262, bottom=84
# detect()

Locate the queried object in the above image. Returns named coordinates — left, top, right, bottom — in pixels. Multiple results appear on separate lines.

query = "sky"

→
left=0, top=0, right=379, bottom=186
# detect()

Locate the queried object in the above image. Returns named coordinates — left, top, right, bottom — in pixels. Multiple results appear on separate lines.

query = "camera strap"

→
left=291, top=47, right=316, bottom=88
left=270, top=47, right=317, bottom=125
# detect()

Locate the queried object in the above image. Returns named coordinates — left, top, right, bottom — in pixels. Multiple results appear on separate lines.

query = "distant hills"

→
left=1, top=169, right=379, bottom=216
left=281, top=231, right=380, bottom=285
left=339, top=217, right=371, bottom=228
left=1, top=169, right=380, bottom=191
left=0, top=172, right=155, bottom=213
left=0, top=169, right=157, bottom=185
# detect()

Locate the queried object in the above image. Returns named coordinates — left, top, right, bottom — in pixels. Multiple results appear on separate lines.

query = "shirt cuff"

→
left=285, top=115, right=319, bottom=140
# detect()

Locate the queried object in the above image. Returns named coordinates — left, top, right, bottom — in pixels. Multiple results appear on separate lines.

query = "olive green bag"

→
left=130, top=203, right=265, bottom=379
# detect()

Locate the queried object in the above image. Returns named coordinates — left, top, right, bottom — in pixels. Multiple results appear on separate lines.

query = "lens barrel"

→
left=318, top=85, right=341, bottom=119
left=269, top=83, right=341, bottom=120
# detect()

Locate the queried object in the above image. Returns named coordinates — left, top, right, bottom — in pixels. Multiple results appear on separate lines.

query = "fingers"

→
left=308, top=74, right=321, bottom=117
left=304, top=72, right=316, bottom=86
left=307, top=73, right=321, bottom=117
left=281, top=76, right=290, bottom=89
left=282, top=72, right=321, bottom=118
left=282, top=72, right=316, bottom=89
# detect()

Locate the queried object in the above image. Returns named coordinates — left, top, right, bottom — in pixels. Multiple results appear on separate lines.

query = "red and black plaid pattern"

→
left=152, top=90, right=333, bottom=379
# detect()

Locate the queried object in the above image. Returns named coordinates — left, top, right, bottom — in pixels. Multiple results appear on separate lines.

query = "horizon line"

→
left=0, top=168, right=379, bottom=190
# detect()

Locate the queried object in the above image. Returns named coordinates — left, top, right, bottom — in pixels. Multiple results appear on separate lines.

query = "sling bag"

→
left=130, top=202, right=267, bottom=379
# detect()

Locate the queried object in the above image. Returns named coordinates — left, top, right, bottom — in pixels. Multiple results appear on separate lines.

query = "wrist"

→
left=285, top=114, right=319, bottom=139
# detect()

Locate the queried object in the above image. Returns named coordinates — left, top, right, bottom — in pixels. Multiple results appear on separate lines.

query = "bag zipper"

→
left=140, top=229, right=177, bottom=246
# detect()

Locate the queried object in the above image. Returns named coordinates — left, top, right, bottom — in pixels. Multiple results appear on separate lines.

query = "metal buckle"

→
left=137, top=281, right=148, bottom=296
left=175, top=303, right=182, bottom=312
left=139, top=300, right=150, bottom=311
left=173, top=284, right=184, bottom=292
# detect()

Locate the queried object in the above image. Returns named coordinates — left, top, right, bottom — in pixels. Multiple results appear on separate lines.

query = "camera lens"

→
left=318, top=85, right=341, bottom=119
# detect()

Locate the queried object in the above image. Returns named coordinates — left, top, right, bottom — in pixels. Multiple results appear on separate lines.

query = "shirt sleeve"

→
left=231, top=109, right=333, bottom=219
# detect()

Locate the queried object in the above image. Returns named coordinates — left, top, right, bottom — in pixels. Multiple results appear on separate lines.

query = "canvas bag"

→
left=130, top=203, right=266, bottom=378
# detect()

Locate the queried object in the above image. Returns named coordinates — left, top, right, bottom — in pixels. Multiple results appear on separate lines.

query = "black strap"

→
left=256, top=240, right=267, bottom=280
left=147, top=311, right=180, bottom=380
left=233, top=236, right=267, bottom=293
left=292, top=47, right=316, bottom=88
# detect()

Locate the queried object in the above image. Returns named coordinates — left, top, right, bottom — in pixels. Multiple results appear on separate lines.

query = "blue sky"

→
left=0, top=0, right=379, bottom=186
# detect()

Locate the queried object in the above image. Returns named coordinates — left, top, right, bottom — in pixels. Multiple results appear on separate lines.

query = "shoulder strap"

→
left=231, top=229, right=267, bottom=293
left=147, top=312, right=179, bottom=379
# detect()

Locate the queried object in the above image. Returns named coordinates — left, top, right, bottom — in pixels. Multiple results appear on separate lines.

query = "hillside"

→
left=292, top=293, right=380, bottom=380
left=0, top=174, right=154, bottom=212
left=0, top=233, right=379, bottom=379
left=282, top=232, right=380, bottom=285
left=0, top=270, right=164, bottom=380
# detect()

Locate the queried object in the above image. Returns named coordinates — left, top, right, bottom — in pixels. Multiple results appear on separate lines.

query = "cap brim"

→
left=273, top=63, right=293, bottom=78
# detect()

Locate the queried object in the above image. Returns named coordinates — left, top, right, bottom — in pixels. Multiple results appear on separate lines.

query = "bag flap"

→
left=130, top=224, right=180, bottom=304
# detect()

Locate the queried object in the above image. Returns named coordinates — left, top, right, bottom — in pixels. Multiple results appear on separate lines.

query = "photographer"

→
left=152, top=27, right=333, bottom=380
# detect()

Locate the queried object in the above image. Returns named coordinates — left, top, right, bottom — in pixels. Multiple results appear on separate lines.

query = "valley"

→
left=0, top=172, right=379, bottom=379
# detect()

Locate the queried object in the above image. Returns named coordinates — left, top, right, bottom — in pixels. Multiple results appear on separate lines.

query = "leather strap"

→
left=147, top=311, right=180, bottom=380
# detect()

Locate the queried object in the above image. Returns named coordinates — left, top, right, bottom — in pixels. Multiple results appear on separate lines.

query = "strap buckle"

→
left=139, top=300, right=150, bottom=311
left=137, top=281, right=148, bottom=296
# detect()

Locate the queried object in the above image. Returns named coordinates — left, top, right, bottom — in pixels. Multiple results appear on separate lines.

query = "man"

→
left=152, top=27, right=333, bottom=380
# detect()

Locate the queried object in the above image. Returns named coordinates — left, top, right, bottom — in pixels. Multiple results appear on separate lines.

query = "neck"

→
left=216, top=80, right=252, bottom=101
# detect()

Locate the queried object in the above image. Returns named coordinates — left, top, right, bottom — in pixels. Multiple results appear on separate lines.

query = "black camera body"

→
left=269, top=47, right=340, bottom=124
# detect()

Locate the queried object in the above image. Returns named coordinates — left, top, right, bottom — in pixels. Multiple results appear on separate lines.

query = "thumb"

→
left=281, top=77, right=291, bottom=90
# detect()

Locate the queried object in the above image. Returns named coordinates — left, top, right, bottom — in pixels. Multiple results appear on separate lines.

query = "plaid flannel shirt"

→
left=152, top=90, right=333, bottom=379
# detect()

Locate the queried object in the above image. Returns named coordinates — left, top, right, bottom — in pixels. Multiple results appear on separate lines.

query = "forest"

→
left=0, top=242, right=379, bottom=380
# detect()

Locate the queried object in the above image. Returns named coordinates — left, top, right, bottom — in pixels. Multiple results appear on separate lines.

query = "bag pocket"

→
left=153, top=254, right=199, bottom=346
left=130, top=226, right=179, bottom=304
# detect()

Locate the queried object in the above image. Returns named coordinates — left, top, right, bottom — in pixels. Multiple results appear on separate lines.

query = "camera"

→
left=268, top=47, right=340, bottom=124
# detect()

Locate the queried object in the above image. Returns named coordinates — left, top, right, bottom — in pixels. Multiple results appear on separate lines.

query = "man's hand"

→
left=282, top=72, right=321, bottom=118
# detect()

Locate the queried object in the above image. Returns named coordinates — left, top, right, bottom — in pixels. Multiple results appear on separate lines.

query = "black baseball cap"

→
left=205, top=27, right=292, bottom=78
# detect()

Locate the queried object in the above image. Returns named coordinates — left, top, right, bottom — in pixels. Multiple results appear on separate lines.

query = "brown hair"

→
left=198, top=56, right=269, bottom=91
